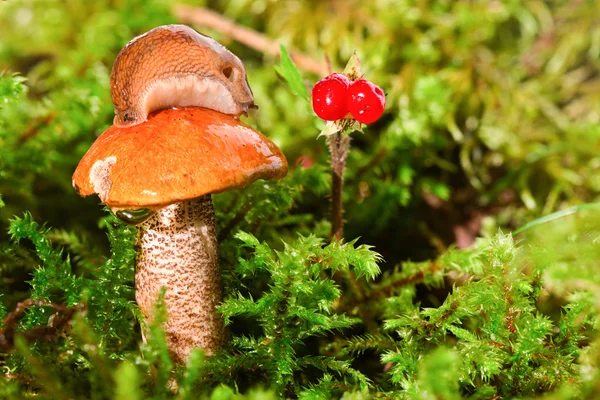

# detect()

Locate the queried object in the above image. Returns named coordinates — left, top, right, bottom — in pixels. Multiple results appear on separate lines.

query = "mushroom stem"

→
left=135, top=195, right=224, bottom=363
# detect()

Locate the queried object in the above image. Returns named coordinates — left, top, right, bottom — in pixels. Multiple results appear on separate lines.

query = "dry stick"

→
left=327, top=131, right=351, bottom=241
left=19, top=112, right=58, bottom=143
left=0, top=299, right=85, bottom=352
left=337, top=263, right=443, bottom=313
left=349, top=147, right=388, bottom=184
left=173, top=4, right=329, bottom=76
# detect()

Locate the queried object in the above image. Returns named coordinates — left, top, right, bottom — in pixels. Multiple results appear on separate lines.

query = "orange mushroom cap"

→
left=72, top=107, right=288, bottom=210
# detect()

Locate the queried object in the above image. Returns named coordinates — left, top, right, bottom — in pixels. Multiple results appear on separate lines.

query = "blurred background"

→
left=2, top=1, right=599, bottom=267
left=1, top=1, right=600, bottom=397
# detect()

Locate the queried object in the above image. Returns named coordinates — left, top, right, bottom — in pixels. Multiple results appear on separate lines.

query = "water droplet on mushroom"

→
left=116, top=208, right=155, bottom=225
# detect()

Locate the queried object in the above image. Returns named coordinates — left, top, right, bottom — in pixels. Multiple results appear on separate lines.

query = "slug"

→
left=110, top=24, right=257, bottom=127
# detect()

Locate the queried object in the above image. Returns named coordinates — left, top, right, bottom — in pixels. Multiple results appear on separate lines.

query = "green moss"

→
left=1, top=1, right=600, bottom=398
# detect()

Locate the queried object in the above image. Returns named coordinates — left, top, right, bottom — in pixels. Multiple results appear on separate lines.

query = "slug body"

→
left=110, top=25, right=256, bottom=127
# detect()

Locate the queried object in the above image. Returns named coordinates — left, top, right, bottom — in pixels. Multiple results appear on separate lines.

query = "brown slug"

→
left=110, top=24, right=257, bottom=127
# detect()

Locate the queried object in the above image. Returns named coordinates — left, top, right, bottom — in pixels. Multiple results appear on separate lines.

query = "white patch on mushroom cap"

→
left=89, top=156, right=116, bottom=203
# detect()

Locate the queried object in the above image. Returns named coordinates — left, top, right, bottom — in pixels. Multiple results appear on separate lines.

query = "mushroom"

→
left=72, top=106, right=288, bottom=362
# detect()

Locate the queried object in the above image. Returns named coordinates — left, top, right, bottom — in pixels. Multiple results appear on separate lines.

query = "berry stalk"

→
left=327, top=130, right=351, bottom=241
left=311, top=53, right=385, bottom=241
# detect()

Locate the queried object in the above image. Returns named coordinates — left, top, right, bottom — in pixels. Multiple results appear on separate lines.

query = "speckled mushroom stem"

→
left=135, top=194, right=224, bottom=363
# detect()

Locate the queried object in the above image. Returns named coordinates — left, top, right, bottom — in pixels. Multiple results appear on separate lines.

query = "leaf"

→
left=342, top=51, right=362, bottom=81
left=446, top=324, right=478, bottom=342
left=114, top=361, right=141, bottom=400
left=0, top=72, right=27, bottom=107
left=513, top=202, right=600, bottom=234
left=179, top=350, right=205, bottom=399
left=210, top=385, right=235, bottom=400
left=235, top=230, right=261, bottom=248
left=317, top=119, right=362, bottom=138
left=275, top=45, right=309, bottom=101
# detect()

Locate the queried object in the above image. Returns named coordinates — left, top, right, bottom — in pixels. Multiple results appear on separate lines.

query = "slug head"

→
left=110, top=25, right=257, bottom=127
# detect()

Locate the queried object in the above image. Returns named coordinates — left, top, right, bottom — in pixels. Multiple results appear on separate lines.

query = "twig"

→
left=349, top=147, right=388, bottom=184
left=19, top=112, right=57, bottom=143
left=0, top=299, right=84, bottom=352
left=339, top=263, right=442, bottom=311
left=173, top=4, right=329, bottom=76
left=418, top=221, right=447, bottom=254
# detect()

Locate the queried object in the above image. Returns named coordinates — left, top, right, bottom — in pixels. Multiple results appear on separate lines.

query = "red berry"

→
left=347, top=79, right=385, bottom=124
left=311, top=73, right=350, bottom=121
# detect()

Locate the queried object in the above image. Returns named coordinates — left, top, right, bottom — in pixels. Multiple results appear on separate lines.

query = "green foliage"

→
left=0, top=73, right=26, bottom=107
left=381, top=234, right=574, bottom=396
left=274, top=45, right=309, bottom=101
left=7, top=212, right=136, bottom=346
left=1, top=0, right=600, bottom=399
left=198, top=232, right=380, bottom=397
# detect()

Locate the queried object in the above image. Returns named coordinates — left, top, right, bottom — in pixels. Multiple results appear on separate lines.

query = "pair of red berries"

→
left=311, top=73, right=385, bottom=124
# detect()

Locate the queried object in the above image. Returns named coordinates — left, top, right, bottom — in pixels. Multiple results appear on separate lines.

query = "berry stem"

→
left=327, top=130, right=351, bottom=241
